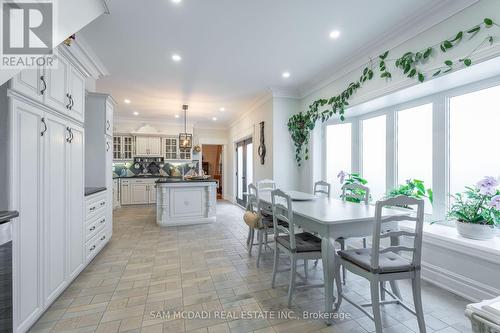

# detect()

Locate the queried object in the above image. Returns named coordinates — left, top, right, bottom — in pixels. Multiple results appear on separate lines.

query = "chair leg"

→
left=380, top=282, right=385, bottom=301
left=246, top=227, right=252, bottom=245
left=256, top=230, right=264, bottom=268
left=271, top=246, right=279, bottom=288
left=362, top=237, right=367, bottom=248
left=412, top=271, right=426, bottom=333
left=248, top=228, right=255, bottom=255
left=390, top=281, right=403, bottom=300
left=264, top=229, right=269, bottom=249
left=339, top=239, right=347, bottom=285
left=304, top=259, right=308, bottom=281
left=370, top=279, right=383, bottom=333
left=287, top=255, right=297, bottom=307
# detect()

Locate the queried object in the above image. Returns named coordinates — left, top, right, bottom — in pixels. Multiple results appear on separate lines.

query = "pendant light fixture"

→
left=179, top=104, right=192, bottom=151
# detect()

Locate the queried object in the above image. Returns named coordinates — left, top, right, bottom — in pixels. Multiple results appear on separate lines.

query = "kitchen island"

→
left=156, top=178, right=217, bottom=226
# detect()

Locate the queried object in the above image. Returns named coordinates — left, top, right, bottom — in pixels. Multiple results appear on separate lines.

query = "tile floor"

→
left=29, top=202, right=474, bottom=333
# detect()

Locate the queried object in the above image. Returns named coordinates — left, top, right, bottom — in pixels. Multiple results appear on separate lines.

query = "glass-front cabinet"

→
left=113, top=135, right=134, bottom=160
left=164, top=136, right=191, bottom=160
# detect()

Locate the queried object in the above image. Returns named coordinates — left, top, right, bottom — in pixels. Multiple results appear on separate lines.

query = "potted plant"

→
left=449, top=177, right=500, bottom=240
left=337, top=171, right=370, bottom=203
left=386, top=179, right=433, bottom=208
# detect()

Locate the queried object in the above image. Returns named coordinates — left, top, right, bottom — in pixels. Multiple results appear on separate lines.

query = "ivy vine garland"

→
left=288, top=18, right=498, bottom=166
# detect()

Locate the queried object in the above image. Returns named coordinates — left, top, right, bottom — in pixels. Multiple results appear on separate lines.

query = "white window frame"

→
left=322, top=76, right=500, bottom=224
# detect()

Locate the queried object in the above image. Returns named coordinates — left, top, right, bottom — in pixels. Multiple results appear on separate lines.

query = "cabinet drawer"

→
left=86, top=214, right=106, bottom=241
left=86, top=193, right=107, bottom=219
left=85, top=230, right=108, bottom=262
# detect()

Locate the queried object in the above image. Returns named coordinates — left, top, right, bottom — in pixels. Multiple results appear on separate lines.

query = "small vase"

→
left=456, top=220, right=497, bottom=240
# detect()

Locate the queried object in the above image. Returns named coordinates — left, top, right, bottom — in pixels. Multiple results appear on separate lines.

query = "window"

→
left=397, top=104, right=433, bottom=212
left=326, top=123, right=352, bottom=197
left=362, top=115, right=386, bottom=200
left=449, top=85, right=500, bottom=196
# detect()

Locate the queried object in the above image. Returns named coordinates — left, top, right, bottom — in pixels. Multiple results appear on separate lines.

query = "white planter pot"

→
left=456, top=220, right=497, bottom=240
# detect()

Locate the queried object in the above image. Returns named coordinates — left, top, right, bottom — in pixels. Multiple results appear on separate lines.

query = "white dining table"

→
left=257, top=190, right=408, bottom=317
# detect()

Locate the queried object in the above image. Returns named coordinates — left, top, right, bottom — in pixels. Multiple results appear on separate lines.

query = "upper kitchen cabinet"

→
left=113, top=135, right=133, bottom=160
left=135, top=136, right=161, bottom=156
left=9, top=46, right=87, bottom=124
left=10, top=68, right=44, bottom=103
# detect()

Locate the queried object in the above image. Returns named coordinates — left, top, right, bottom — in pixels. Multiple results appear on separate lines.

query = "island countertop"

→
left=155, top=178, right=217, bottom=184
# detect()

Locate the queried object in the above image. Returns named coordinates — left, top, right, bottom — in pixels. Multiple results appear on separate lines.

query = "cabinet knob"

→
left=100, top=201, right=105, bottom=206
left=90, top=245, right=96, bottom=251
left=89, top=206, right=96, bottom=211
left=90, top=226, right=96, bottom=231
left=101, top=235, right=106, bottom=241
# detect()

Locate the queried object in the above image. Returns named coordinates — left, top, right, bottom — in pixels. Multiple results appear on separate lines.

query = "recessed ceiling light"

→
left=329, top=30, right=341, bottom=39
left=174, top=114, right=180, bottom=118
left=212, top=117, right=217, bottom=121
left=282, top=71, right=291, bottom=78
left=171, top=0, right=181, bottom=3
left=219, top=107, right=225, bottom=112
left=124, top=99, right=131, bottom=104
left=172, top=54, right=182, bottom=62
left=133, top=111, right=139, bottom=116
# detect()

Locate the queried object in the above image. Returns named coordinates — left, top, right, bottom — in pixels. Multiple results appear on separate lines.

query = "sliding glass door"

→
left=236, top=138, right=253, bottom=206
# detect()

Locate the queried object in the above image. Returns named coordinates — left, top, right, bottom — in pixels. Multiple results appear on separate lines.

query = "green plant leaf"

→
left=444, top=60, right=453, bottom=66
left=433, top=70, right=441, bottom=77
left=489, top=36, right=494, bottom=45
left=484, top=18, right=493, bottom=27
left=467, top=26, right=481, bottom=34
left=423, top=48, right=432, bottom=58
left=409, top=68, right=417, bottom=77
left=440, top=44, right=446, bottom=52
left=463, top=58, right=472, bottom=66
left=418, top=73, right=425, bottom=82
left=379, top=51, right=389, bottom=60
left=443, top=40, right=453, bottom=49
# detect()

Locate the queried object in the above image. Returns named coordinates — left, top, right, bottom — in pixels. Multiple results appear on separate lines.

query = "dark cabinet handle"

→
left=100, top=235, right=106, bottom=241
left=69, top=95, right=74, bottom=110
left=106, top=120, right=111, bottom=131
left=66, top=93, right=71, bottom=109
left=106, top=142, right=110, bottom=151
left=70, top=129, right=74, bottom=143
left=41, top=118, right=47, bottom=136
left=100, top=201, right=105, bottom=206
left=100, top=219, right=105, bottom=224
left=40, top=76, right=47, bottom=95
left=89, top=206, right=96, bottom=212
left=66, top=127, right=72, bottom=143
left=90, top=245, right=96, bottom=251
left=90, top=226, right=96, bottom=231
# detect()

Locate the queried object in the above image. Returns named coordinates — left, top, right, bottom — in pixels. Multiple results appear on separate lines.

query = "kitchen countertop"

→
left=156, top=178, right=217, bottom=183
left=0, top=211, right=19, bottom=225
left=85, top=187, right=107, bottom=196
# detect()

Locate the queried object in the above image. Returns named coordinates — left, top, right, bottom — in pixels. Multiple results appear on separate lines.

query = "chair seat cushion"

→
left=260, top=212, right=289, bottom=228
left=338, top=248, right=414, bottom=273
left=276, top=232, right=321, bottom=253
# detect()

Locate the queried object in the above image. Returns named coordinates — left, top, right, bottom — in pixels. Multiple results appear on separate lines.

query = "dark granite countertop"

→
left=156, top=178, right=217, bottom=184
left=0, top=211, right=19, bottom=225
left=113, top=175, right=170, bottom=179
left=85, top=187, right=107, bottom=196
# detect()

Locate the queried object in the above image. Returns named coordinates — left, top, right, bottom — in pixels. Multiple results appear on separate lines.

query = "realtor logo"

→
left=2, top=1, right=53, bottom=54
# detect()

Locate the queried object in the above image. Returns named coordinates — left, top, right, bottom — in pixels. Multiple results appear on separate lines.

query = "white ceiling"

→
left=80, top=0, right=469, bottom=127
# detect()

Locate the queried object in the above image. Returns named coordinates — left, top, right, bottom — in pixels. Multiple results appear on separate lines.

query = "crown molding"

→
left=228, top=89, right=273, bottom=128
left=269, top=86, right=301, bottom=99
left=114, top=115, right=227, bottom=131
left=59, top=34, right=109, bottom=79
left=299, top=0, right=479, bottom=99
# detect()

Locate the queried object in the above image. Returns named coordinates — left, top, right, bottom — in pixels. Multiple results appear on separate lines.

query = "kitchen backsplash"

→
left=113, top=160, right=200, bottom=178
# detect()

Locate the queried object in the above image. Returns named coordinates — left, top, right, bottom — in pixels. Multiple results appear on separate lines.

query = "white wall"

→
left=226, top=95, right=273, bottom=202
left=297, top=0, right=500, bottom=191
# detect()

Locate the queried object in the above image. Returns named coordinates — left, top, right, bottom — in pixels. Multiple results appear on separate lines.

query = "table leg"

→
left=322, top=236, right=335, bottom=321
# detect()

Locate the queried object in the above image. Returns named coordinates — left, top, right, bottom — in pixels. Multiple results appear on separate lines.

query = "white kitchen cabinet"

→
left=149, top=184, right=157, bottom=204
left=113, top=135, right=133, bottom=160
left=42, top=114, right=69, bottom=305
left=113, top=179, right=120, bottom=209
left=120, top=179, right=131, bottom=205
left=131, top=182, right=149, bottom=204
left=66, top=124, right=85, bottom=280
left=105, top=100, right=113, bottom=137
left=44, top=53, right=70, bottom=114
left=10, top=68, right=43, bottom=102
left=9, top=98, right=44, bottom=333
left=135, top=136, right=161, bottom=156
left=68, top=66, right=86, bottom=123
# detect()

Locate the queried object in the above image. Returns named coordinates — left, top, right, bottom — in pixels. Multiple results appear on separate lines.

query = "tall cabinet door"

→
left=68, top=67, right=85, bottom=123
left=45, top=54, right=70, bottom=113
left=10, top=99, right=44, bottom=332
left=42, top=114, right=68, bottom=305
left=67, top=125, right=85, bottom=280
left=105, top=136, right=113, bottom=238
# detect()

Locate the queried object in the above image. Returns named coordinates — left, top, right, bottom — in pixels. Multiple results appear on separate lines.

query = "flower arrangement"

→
left=387, top=179, right=433, bottom=205
left=337, top=171, right=369, bottom=203
left=448, top=176, right=500, bottom=226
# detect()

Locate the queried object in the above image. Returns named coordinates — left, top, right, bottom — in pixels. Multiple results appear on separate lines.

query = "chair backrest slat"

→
left=314, top=181, right=331, bottom=197
left=271, top=189, right=296, bottom=250
left=379, top=230, right=416, bottom=239
left=247, top=183, right=259, bottom=213
left=257, top=179, right=276, bottom=192
left=380, top=215, right=418, bottom=223
left=371, top=195, right=425, bottom=271
left=342, top=183, right=370, bottom=204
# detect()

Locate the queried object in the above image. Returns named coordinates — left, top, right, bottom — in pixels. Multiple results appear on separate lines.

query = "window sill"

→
left=400, top=220, right=500, bottom=264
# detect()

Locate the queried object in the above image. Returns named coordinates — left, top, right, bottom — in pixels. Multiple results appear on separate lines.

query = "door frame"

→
left=235, top=138, right=253, bottom=207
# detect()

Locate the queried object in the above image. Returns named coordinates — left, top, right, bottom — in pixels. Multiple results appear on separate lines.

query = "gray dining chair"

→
left=246, top=179, right=276, bottom=247
left=271, top=189, right=323, bottom=307
left=314, top=180, right=331, bottom=197
left=334, top=195, right=426, bottom=333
